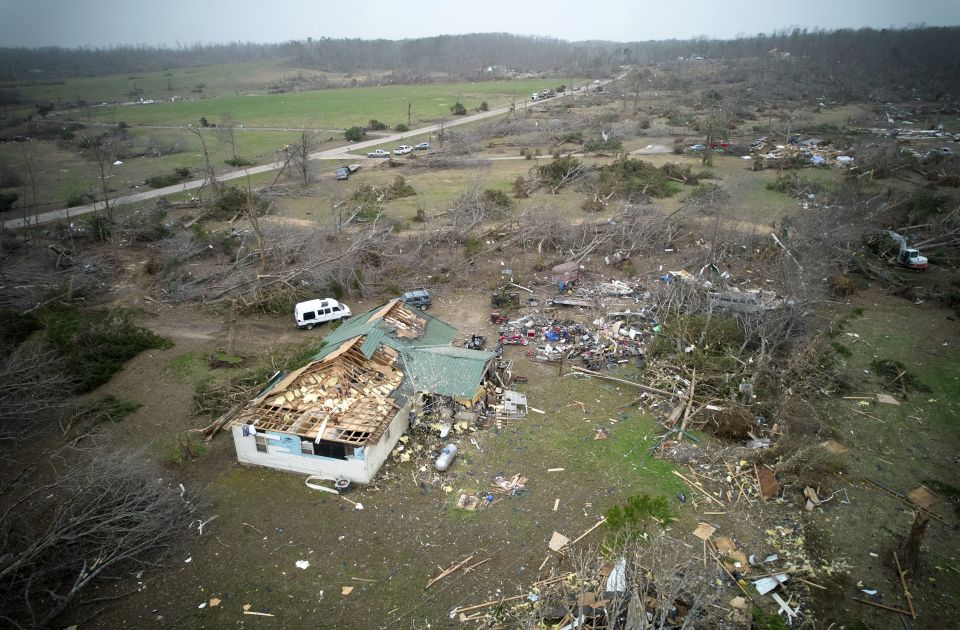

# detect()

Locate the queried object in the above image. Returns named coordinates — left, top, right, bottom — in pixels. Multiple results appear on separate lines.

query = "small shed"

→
left=551, top=262, right=579, bottom=285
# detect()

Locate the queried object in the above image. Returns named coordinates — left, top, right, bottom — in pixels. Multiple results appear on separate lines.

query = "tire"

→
left=306, top=323, right=315, bottom=330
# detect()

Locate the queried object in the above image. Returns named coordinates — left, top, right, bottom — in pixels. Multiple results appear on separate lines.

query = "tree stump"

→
left=899, top=511, right=929, bottom=576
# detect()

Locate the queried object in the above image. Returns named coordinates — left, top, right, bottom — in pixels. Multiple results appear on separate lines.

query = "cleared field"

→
left=75, top=78, right=585, bottom=129
left=4, top=60, right=350, bottom=106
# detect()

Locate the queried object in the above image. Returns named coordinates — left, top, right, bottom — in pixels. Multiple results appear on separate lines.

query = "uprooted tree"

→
left=0, top=450, right=202, bottom=628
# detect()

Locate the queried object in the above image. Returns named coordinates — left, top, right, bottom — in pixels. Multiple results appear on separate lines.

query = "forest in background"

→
left=1, top=27, right=959, bottom=101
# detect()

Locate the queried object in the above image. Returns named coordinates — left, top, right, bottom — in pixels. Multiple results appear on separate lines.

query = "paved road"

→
left=2, top=80, right=611, bottom=230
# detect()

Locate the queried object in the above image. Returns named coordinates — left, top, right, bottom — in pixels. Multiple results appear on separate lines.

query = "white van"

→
left=294, top=299, right=352, bottom=329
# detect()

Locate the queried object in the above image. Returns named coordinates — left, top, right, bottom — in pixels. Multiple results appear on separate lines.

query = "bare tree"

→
left=18, top=140, right=41, bottom=234
left=187, top=126, right=220, bottom=200
left=216, top=113, right=238, bottom=159
left=286, top=131, right=315, bottom=186
left=0, top=450, right=202, bottom=628
left=0, top=344, right=75, bottom=447
left=81, top=132, right=130, bottom=261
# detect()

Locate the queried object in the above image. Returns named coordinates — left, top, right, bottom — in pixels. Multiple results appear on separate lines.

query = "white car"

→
left=394, top=145, right=413, bottom=155
left=367, top=149, right=389, bottom=158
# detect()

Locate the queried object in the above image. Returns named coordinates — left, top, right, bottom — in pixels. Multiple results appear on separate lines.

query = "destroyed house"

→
left=231, top=300, right=494, bottom=482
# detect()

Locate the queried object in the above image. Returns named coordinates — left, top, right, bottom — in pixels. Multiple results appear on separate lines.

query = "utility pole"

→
left=407, top=102, right=411, bottom=127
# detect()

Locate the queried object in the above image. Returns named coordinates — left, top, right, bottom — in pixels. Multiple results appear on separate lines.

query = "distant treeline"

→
left=1, top=27, right=958, bottom=98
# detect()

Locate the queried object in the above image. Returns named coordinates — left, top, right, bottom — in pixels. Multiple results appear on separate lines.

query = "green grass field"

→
left=71, top=78, right=584, bottom=129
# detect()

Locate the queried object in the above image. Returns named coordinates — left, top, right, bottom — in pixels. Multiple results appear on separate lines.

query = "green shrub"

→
left=367, top=119, right=389, bottom=131
left=462, top=236, right=483, bottom=258
left=557, top=131, right=583, bottom=144
left=597, top=156, right=680, bottom=199
left=394, top=123, right=410, bottom=132
left=65, top=191, right=96, bottom=208
left=604, top=494, right=676, bottom=541
left=479, top=101, right=488, bottom=112
left=209, top=186, right=268, bottom=220
left=145, top=168, right=190, bottom=189
left=386, top=176, right=416, bottom=200
left=584, top=136, right=623, bottom=152
left=481, top=188, right=511, bottom=209
left=752, top=605, right=789, bottom=630
left=344, top=126, right=365, bottom=142
left=224, top=156, right=254, bottom=167
left=450, top=102, right=467, bottom=116
left=41, top=307, right=172, bottom=393
left=536, top=155, right=582, bottom=190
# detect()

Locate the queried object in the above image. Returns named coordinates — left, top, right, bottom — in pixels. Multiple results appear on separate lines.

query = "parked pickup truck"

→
left=334, top=164, right=361, bottom=180
left=367, top=149, right=390, bottom=158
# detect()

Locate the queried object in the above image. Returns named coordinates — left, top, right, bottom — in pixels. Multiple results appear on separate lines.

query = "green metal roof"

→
left=401, top=346, right=494, bottom=399
left=316, top=301, right=457, bottom=360
left=312, top=301, right=489, bottom=399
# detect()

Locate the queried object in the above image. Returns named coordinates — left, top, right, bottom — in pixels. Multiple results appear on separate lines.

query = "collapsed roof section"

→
left=232, top=337, right=403, bottom=447
left=317, top=299, right=495, bottom=402
left=319, top=299, right=458, bottom=353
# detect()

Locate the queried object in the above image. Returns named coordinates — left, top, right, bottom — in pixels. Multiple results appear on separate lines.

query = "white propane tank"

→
left=435, top=444, right=458, bottom=472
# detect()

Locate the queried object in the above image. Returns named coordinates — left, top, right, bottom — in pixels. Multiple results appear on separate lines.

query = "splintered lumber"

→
left=894, top=552, right=917, bottom=619
left=451, top=593, right=530, bottom=615
left=860, top=477, right=946, bottom=523
left=568, top=366, right=680, bottom=398
left=853, top=598, right=912, bottom=615
left=569, top=517, right=607, bottom=546
left=426, top=554, right=474, bottom=588
left=672, top=470, right=724, bottom=507
left=676, top=369, right=697, bottom=441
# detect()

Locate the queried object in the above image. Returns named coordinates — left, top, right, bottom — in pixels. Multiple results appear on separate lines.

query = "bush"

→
left=40, top=307, right=172, bottom=393
left=597, top=156, right=680, bottom=199
left=536, top=155, right=582, bottom=190
left=224, top=156, right=254, bottom=167
left=481, top=188, right=511, bottom=209
left=394, top=123, right=409, bottom=132
left=479, top=101, right=488, bottom=112
left=344, top=126, right=365, bottom=142
left=367, top=119, right=388, bottom=131
left=0, top=191, right=18, bottom=212
left=145, top=168, right=191, bottom=189
left=450, top=102, right=467, bottom=116
left=385, top=176, right=416, bottom=200
left=604, top=494, right=676, bottom=542
left=584, top=136, right=623, bottom=152
left=66, top=191, right=96, bottom=208
left=209, top=186, right=268, bottom=220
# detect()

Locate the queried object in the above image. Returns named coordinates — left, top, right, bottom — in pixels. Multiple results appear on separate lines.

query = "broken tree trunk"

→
left=899, top=511, right=929, bottom=576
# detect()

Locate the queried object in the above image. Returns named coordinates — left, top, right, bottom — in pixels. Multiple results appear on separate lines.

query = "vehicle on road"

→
left=394, top=145, right=413, bottom=156
left=399, top=288, right=432, bottom=310
left=294, top=299, right=352, bottom=329
left=414, top=142, right=430, bottom=150
left=367, top=149, right=390, bottom=158
left=334, top=164, right=361, bottom=180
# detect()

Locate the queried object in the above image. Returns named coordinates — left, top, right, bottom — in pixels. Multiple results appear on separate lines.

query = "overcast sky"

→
left=1, top=0, right=958, bottom=48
